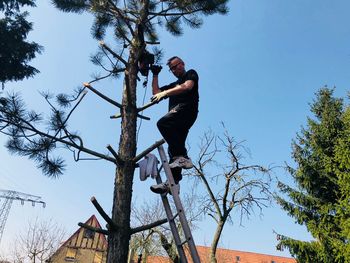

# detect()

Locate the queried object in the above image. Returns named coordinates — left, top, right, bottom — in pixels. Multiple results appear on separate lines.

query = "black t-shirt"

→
left=160, top=69, right=199, bottom=112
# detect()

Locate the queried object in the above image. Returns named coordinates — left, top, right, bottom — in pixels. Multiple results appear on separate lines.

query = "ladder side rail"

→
left=157, top=145, right=201, bottom=263
left=155, top=173, right=188, bottom=263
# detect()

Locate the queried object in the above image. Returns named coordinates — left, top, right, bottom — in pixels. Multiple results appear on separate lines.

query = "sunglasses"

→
left=169, top=62, right=182, bottom=72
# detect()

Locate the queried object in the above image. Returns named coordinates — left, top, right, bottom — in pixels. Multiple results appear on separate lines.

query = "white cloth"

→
left=138, top=153, right=158, bottom=181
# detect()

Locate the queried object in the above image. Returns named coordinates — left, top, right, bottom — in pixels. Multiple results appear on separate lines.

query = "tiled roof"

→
left=145, top=246, right=296, bottom=263
left=196, top=246, right=296, bottom=263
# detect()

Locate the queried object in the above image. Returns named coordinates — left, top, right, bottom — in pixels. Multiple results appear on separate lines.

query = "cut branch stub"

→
left=130, top=218, right=168, bottom=235
left=137, top=100, right=158, bottom=112
left=78, top=222, right=109, bottom=235
left=83, top=83, right=122, bottom=108
left=133, top=139, right=165, bottom=163
left=99, top=41, right=128, bottom=66
left=106, top=144, right=124, bottom=165
left=110, top=97, right=159, bottom=120
left=110, top=112, right=150, bottom=120
left=90, top=196, right=118, bottom=230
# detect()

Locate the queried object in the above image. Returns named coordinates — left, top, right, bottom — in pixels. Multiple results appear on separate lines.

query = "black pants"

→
left=157, top=104, right=197, bottom=183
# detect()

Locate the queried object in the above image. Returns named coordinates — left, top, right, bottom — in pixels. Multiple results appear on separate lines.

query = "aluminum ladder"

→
left=154, top=143, right=201, bottom=263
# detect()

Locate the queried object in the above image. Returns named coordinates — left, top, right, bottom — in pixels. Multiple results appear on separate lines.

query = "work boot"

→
left=169, top=156, right=193, bottom=169
left=150, top=182, right=169, bottom=194
left=150, top=181, right=180, bottom=195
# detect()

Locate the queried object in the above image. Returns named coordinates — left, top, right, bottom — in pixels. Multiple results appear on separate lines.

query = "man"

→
left=150, top=56, right=199, bottom=194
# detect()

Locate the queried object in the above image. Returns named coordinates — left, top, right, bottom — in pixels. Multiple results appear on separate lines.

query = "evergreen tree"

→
left=276, top=88, right=350, bottom=262
left=0, top=0, right=42, bottom=87
left=333, top=104, right=350, bottom=262
left=0, top=1, right=230, bottom=262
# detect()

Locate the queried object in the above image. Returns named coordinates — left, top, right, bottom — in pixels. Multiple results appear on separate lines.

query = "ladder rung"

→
left=157, top=164, right=163, bottom=173
left=179, top=238, right=191, bottom=246
left=169, top=212, right=179, bottom=222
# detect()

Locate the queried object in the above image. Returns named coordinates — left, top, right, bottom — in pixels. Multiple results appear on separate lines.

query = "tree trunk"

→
left=106, top=2, right=149, bottom=261
left=210, top=220, right=226, bottom=263
left=106, top=46, right=138, bottom=263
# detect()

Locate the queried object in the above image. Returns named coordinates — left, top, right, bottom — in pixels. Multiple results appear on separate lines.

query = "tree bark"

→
left=210, top=220, right=226, bottom=263
left=106, top=48, right=138, bottom=262
left=106, top=1, right=150, bottom=261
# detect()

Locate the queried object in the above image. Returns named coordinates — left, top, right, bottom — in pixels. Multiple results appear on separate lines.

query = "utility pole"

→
left=0, top=189, right=45, bottom=244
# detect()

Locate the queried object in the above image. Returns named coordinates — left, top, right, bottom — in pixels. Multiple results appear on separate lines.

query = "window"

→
left=235, top=255, right=241, bottom=262
left=83, top=229, right=95, bottom=239
left=65, top=248, right=77, bottom=262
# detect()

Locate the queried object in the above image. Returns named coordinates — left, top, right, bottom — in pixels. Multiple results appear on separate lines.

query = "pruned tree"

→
left=0, top=0, right=42, bottom=87
left=275, top=88, right=350, bottom=263
left=0, top=0, right=230, bottom=262
left=187, top=127, right=273, bottom=263
left=11, top=218, right=65, bottom=263
left=130, top=191, right=202, bottom=263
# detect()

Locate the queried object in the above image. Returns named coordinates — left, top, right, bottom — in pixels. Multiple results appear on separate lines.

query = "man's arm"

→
left=165, top=80, right=194, bottom=96
left=152, top=75, right=161, bottom=95
left=151, top=65, right=162, bottom=95
left=151, top=80, right=195, bottom=103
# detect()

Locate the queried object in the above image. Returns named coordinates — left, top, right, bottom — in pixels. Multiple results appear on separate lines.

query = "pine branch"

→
left=107, top=0, right=137, bottom=33
left=0, top=112, right=116, bottom=164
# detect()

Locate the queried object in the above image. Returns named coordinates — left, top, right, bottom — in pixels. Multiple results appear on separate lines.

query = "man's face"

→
left=168, top=58, right=185, bottom=78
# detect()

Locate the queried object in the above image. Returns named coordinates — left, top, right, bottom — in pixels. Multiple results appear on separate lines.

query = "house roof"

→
left=144, top=246, right=296, bottom=263
left=50, top=214, right=108, bottom=259
left=60, top=214, right=107, bottom=249
left=195, top=246, right=296, bottom=263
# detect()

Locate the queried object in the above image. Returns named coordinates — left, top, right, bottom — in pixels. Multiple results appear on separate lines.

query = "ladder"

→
left=154, top=142, right=201, bottom=263
left=135, top=139, right=201, bottom=262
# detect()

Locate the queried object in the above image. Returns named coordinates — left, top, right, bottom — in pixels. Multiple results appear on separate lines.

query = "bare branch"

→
left=83, top=82, right=122, bottom=108
left=130, top=218, right=168, bottom=234
left=189, top=126, right=273, bottom=260
left=78, top=222, right=109, bottom=235
left=193, top=165, right=223, bottom=220
left=107, top=144, right=124, bottom=166
left=91, top=196, right=118, bottom=230
left=100, top=41, right=128, bottom=66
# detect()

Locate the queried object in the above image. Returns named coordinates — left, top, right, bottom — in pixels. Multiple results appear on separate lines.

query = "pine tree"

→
left=276, top=88, right=350, bottom=262
left=0, top=0, right=42, bottom=87
left=0, top=1, right=230, bottom=262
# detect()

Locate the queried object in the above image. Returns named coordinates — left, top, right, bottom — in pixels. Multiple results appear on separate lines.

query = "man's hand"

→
left=151, top=91, right=168, bottom=103
left=150, top=65, right=162, bottom=75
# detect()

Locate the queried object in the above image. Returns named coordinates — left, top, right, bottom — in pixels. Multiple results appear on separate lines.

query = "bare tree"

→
left=0, top=255, right=11, bottom=263
left=188, top=127, right=273, bottom=263
left=11, top=218, right=65, bottom=263
left=130, top=190, right=202, bottom=263
left=0, top=1, right=230, bottom=262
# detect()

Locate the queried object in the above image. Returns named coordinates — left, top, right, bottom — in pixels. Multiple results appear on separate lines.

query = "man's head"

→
left=167, top=56, right=185, bottom=78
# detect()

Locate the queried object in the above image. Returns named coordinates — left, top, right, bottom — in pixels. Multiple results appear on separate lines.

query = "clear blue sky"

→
left=1, top=0, right=350, bottom=259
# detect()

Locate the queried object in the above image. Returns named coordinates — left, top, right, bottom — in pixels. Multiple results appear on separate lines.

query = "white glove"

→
left=151, top=91, right=168, bottom=103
